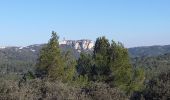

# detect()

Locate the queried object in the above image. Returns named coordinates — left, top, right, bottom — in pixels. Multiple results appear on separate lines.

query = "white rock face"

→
left=0, top=46, right=6, bottom=49
left=59, top=39, right=94, bottom=50
left=30, top=49, right=36, bottom=52
left=19, top=47, right=24, bottom=50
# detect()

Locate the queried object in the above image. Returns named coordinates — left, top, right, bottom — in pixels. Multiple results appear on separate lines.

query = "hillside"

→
left=132, top=53, right=170, bottom=79
left=0, top=40, right=93, bottom=74
left=1, top=42, right=170, bottom=75
left=129, top=45, right=170, bottom=57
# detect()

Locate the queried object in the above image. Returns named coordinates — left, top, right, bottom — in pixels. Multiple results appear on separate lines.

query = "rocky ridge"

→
left=0, top=39, right=94, bottom=54
left=59, top=39, right=94, bottom=52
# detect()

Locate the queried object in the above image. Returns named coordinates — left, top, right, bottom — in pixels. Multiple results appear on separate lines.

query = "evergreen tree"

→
left=36, top=31, right=64, bottom=79
left=62, top=50, right=77, bottom=82
left=93, top=36, right=111, bottom=81
left=108, top=41, right=133, bottom=90
left=76, top=36, right=144, bottom=94
left=108, top=41, right=145, bottom=94
left=76, top=53, right=94, bottom=81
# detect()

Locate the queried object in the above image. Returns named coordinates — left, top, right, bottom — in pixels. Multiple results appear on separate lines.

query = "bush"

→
left=0, top=78, right=129, bottom=100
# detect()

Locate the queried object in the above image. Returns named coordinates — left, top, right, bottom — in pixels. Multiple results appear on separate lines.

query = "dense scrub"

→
left=131, top=70, right=170, bottom=100
left=132, top=53, right=170, bottom=80
left=0, top=78, right=128, bottom=100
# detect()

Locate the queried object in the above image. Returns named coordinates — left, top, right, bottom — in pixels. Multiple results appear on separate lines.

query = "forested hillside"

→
left=1, top=42, right=170, bottom=75
left=0, top=44, right=80, bottom=75
left=1, top=38, right=170, bottom=80
left=129, top=45, right=170, bottom=57
left=0, top=32, right=170, bottom=99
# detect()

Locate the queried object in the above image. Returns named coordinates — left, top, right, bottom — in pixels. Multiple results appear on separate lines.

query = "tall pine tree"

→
left=93, top=36, right=111, bottom=81
left=36, top=31, right=64, bottom=79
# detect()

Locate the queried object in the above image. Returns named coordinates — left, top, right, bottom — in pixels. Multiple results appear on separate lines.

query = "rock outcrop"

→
left=59, top=39, right=94, bottom=51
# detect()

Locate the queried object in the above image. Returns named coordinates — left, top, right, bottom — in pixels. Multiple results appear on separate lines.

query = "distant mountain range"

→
left=1, top=39, right=170, bottom=74
left=0, top=39, right=94, bottom=61
left=1, top=40, right=170, bottom=59
left=128, top=45, right=170, bottom=58
left=0, top=40, right=93, bottom=74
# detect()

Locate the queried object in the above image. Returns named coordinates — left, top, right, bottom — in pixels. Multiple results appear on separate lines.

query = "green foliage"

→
left=131, top=70, right=170, bottom=100
left=74, top=75, right=89, bottom=87
left=77, top=53, right=94, bottom=80
left=144, top=70, right=170, bottom=99
left=93, top=36, right=110, bottom=57
left=36, top=31, right=77, bottom=83
left=62, top=50, right=77, bottom=83
left=93, top=37, right=110, bottom=80
left=36, top=31, right=64, bottom=79
left=25, top=71, right=36, bottom=80
left=132, top=53, right=170, bottom=80
left=76, top=36, right=144, bottom=94
left=85, top=82, right=128, bottom=100
left=125, top=68, right=145, bottom=95
left=109, top=41, right=133, bottom=90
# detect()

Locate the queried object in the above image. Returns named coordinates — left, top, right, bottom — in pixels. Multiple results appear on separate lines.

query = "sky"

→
left=0, top=0, right=170, bottom=47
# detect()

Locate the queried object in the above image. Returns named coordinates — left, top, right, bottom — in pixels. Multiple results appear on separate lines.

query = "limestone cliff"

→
left=59, top=39, right=94, bottom=51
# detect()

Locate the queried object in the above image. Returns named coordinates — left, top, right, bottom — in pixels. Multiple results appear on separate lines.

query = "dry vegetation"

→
left=0, top=78, right=128, bottom=100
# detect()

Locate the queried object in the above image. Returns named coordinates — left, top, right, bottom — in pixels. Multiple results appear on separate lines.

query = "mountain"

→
left=0, top=39, right=94, bottom=61
left=0, top=39, right=94, bottom=54
left=0, top=44, right=44, bottom=74
left=1, top=40, right=170, bottom=74
left=128, top=45, right=170, bottom=58
left=0, top=39, right=94, bottom=74
left=1, top=42, right=170, bottom=60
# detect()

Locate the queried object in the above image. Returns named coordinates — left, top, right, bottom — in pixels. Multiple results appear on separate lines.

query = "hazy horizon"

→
left=0, top=0, right=170, bottom=47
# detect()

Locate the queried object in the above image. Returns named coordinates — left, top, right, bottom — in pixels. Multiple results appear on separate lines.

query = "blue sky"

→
left=0, top=0, right=170, bottom=47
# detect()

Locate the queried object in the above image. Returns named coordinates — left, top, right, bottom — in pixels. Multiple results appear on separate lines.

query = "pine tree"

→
left=76, top=53, right=94, bottom=80
left=93, top=37, right=144, bottom=93
left=109, top=40, right=133, bottom=90
left=36, top=31, right=64, bottom=79
left=62, top=50, right=77, bottom=82
left=93, top=36, right=111, bottom=81
left=76, top=36, right=145, bottom=94
left=108, top=40, right=145, bottom=94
